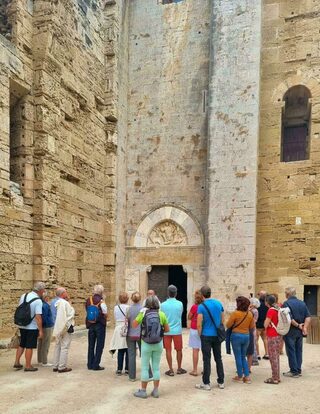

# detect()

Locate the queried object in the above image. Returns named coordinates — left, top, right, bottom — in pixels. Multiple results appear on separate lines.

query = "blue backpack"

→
left=86, top=297, right=101, bottom=324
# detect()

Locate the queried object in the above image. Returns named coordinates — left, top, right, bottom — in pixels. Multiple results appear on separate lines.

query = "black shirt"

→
left=256, top=299, right=268, bottom=329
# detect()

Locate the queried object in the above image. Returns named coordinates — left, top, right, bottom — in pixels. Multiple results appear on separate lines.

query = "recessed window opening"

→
left=281, top=85, right=311, bottom=162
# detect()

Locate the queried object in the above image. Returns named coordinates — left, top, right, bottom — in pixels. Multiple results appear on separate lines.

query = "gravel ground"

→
left=0, top=329, right=319, bottom=414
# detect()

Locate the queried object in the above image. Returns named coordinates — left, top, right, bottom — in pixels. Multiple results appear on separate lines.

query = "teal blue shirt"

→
left=161, top=298, right=183, bottom=335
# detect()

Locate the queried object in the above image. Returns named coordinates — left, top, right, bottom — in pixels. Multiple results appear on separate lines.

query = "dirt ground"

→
left=0, top=329, right=319, bottom=414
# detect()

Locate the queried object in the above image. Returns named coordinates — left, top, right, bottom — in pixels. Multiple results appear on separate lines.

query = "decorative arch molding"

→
left=133, top=205, right=203, bottom=248
left=272, top=76, right=318, bottom=105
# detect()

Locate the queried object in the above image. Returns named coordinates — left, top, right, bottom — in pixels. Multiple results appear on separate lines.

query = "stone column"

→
left=206, top=0, right=262, bottom=301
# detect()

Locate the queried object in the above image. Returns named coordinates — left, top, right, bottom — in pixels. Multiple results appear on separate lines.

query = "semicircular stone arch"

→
left=133, top=206, right=203, bottom=248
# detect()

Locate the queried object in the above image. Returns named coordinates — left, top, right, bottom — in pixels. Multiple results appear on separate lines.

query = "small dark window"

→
left=281, top=85, right=311, bottom=162
left=162, top=0, right=183, bottom=4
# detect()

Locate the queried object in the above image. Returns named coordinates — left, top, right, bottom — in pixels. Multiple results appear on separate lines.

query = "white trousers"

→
left=53, top=332, right=72, bottom=370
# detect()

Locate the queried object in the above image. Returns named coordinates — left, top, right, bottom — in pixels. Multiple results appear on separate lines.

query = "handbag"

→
left=202, top=302, right=226, bottom=343
left=118, top=305, right=128, bottom=337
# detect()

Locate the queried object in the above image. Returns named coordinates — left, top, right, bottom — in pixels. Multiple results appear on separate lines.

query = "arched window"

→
left=281, top=85, right=311, bottom=162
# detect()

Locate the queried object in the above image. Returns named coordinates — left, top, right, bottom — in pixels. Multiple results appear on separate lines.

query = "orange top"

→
left=226, top=310, right=255, bottom=334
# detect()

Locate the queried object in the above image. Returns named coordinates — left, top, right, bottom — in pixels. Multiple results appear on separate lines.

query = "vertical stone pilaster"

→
left=207, top=0, right=262, bottom=302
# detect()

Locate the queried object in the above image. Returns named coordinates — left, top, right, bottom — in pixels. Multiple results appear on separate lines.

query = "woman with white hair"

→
left=85, top=284, right=108, bottom=371
left=247, top=297, right=260, bottom=371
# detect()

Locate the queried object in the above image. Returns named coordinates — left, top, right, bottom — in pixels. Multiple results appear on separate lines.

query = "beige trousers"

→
left=53, top=332, right=72, bottom=370
left=37, top=327, right=53, bottom=364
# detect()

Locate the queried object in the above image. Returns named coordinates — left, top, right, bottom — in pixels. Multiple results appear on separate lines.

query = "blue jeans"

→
left=231, top=332, right=250, bottom=377
left=87, top=323, right=106, bottom=369
left=284, top=335, right=303, bottom=374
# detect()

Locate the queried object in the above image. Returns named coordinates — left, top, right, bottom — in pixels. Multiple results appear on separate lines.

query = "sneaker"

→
left=129, top=378, right=137, bottom=382
left=134, top=389, right=148, bottom=399
left=257, top=356, right=261, bottom=360
left=283, top=371, right=300, bottom=378
left=243, top=377, right=252, bottom=384
left=151, top=388, right=159, bottom=398
left=116, top=370, right=122, bottom=376
left=195, top=382, right=211, bottom=391
left=218, top=383, right=225, bottom=389
left=42, top=363, right=53, bottom=367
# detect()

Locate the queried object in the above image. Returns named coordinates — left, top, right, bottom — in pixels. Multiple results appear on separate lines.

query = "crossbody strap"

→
left=202, top=302, right=218, bottom=329
left=118, top=304, right=127, bottom=318
left=232, top=312, right=249, bottom=330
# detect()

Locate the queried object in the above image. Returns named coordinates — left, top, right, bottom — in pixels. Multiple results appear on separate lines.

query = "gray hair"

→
left=285, top=287, right=296, bottom=297
left=33, top=282, right=46, bottom=292
left=168, top=285, right=177, bottom=298
left=56, top=287, right=66, bottom=297
left=145, top=295, right=160, bottom=310
left=250, top=297, right=260, bottom=308
left=93, top=284, right=104, bottom=296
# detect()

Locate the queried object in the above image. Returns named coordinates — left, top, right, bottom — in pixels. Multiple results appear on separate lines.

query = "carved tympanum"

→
left=147, top=220, right=187, bottom=246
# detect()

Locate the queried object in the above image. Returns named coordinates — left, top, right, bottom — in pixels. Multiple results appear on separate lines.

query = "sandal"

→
left=177, top=368, right=187, bottom=375
left=189, top=371, right=198, bottom=376
left=13, top=364, right=23, bottom=370
left=264, top=378, right=279, bottom=384
left=165, top=370, right=174, bottom=376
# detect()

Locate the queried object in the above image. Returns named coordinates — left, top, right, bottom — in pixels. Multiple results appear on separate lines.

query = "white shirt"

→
left=18, top=292, right=42, bottom=330
left=114, top=304, right=129, bottom=321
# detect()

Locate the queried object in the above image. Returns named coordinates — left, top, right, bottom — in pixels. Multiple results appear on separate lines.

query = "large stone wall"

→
left=118, top=0, right=211, bottom=304
left=0, top=0, right=117, bottom=335
left=206, top=0, right=262, bottom=304
left=256, top=0, right=320, bottom=302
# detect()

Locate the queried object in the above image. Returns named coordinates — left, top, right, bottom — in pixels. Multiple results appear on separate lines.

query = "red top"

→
left=190, top=304, right=199, bottom=330
left=266, top=308, right=279, bottom=337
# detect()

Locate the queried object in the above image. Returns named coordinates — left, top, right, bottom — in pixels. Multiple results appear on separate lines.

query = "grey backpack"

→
left=141, top=310, right=163, bottom=344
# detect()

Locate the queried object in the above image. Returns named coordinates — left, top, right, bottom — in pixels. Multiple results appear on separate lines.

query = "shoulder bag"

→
left=202, top=302, right=226, bottom=343
left=118, top=305, right=128, bottom=337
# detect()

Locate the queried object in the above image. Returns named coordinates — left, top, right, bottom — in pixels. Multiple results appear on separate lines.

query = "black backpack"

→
left=141, top=309, right=163, bottom=344
left=14, top=293, right=40, bottom=326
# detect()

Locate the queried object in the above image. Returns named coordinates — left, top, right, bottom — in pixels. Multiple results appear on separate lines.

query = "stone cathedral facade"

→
left=0, top=0, right=320, bottom=334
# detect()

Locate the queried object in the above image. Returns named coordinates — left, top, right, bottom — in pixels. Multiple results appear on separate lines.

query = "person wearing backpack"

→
left=85, top=285, right=108, bottom=371
left=13, top=282, right=46, bottom=372
left=264, top=295, right=282, bottom=384
left=132, top=295, right=170, bottom=398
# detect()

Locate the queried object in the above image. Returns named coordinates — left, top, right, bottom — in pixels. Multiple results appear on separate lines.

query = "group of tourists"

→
left=12, top=281, right=311, bottom=399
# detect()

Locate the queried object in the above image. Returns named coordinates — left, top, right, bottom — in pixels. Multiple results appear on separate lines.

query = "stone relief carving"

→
left=147, top=220, right=187, bottom=246
left=125, top=269, right=139, bottom=292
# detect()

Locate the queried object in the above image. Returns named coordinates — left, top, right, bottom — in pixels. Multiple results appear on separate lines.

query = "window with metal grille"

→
left=281, top=86, right=311, bottom=162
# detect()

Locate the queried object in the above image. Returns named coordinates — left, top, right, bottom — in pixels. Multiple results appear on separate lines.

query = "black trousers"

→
left=87, top=323, right=106, bottom=369
left=201, top=335, right=224, bottom=385
left=117, top=348, right=129, bottom=371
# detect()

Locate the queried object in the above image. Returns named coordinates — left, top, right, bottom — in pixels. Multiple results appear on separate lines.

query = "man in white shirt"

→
left=52, top=288, right=75, bottom=373
left=13, top=282, right=46, bottom=372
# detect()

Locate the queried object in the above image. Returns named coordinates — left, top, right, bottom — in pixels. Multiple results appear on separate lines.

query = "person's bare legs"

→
left=191, top=349, right=199, bottom=374
left=256, top=330, right=261, bottom=357
left=15, top=347, right=24, bottom=366
left=261, top=330, right=269, bottom=356
left=25, top=349, right=33, bottom=369
left=165, top=348, right=173, bottom=371
left=177, top=350, right=182, bottom=370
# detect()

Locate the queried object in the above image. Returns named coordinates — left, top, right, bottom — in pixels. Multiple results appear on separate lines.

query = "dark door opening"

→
left=169, top=265, right=188, bottom=327
left=304, top=285, right=318, bottom=316
left=148, top=265, right=188, bottom=327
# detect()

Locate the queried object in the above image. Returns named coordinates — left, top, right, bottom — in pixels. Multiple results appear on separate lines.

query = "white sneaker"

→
left=42, top=363, right=53, bottom=367
left=218, top=383, right=225, bottom=389
left=195, top=383, right=211, bottom=391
